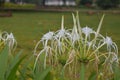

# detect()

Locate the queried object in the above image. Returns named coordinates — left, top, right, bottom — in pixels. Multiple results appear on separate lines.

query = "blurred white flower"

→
left=55, top=29, right=66, bottom=38
left=54, top=16, right=71, bottom=54
left=70, top=25, right=80, bottom=45
left=56, top=16, right=66, bottom=38
left=104, top=36, right=118, bottom=54
left=41, top=31, right=54, bottom=47
left=55, top=29, right=69, bottom=54
left=7, top=33, right=14, bottom=39
left=55, top=16, right=70, bottom=39
left=105, top=37, right=113, bottom=46
left=82, top=26, right=94, bottom=37
left=41, top=32, right=54, bottom=41
left=6, top=33, right=17, bottom=52
left=69, top=13, right=80, bottom=45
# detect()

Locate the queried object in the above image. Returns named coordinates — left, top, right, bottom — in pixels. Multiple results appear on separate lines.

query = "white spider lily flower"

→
left=105, top=37, right=113, bottom=46
left=70, top=25, right=80, bottom=45
left=34, top=32, right=54, bottom=54
left=55, top=29, right=71, bottom=40
left=0, top=31, right=17, bottom=53
left=69, top=14, right=80, bottom=45
left=7, top=33, right=16, bottom=46
left=55, top=16, right=70, bottom=39
left=55, top=16, right=65, bottom=38
left=6, top=33, right=17, bottom=52
left=54, top=16, right=71, bottom=53
left=55, top=29, right=70, bottom=54
left=55, top=29, right=66, bottom=38
left=7, top=33, right=14, bottom=39
left=41, top=32, right=54, bottom=47
left=41, top=32, right=54, bottom=41
left=104, top=36, right=118, bottom=54
left=82, top=26, right=94, bottom=37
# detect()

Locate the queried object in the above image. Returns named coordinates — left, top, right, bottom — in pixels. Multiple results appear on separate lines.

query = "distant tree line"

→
left=79, top=0, right=120, bottom=9
left=0, top=0, right=120, bottom=9
left=10, top=0, right=44, bottom=6
left=0, top=0, right=5, bottom=7
left=96, top=0, right=120, bottom=9
left=10, top=0, right=37, bottom=3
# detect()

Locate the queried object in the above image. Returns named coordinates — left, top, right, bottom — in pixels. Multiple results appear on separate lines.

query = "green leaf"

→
left=5, top=50, right=24, bottom=79
left=113, top=64, right=120, bottom=80
left=95, top=14, right=105, bottom=38
left=9, top=50, right=23, bottom=70
left=0, top=46, right=9, bottom=80
left=44, top=71, right=54, bottom=80
left=88, top=71, right=97, bottom=80
left=34, top=67, right=51, bottom=80
left=6, top=55, right=26, bottom=80
left=19, top=55, right=34, bottom=80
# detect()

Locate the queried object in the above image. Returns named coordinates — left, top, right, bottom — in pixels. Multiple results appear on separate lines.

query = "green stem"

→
left=60, top=68, right=65, bottom=80
left=80, top=63, right=85, bottom=80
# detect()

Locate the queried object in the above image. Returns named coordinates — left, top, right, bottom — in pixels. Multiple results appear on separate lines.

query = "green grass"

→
left=0, top=11, right=120, bottom=54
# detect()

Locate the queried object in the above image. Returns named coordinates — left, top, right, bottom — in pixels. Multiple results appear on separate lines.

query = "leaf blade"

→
left=0, top=46, right=9, bottom=80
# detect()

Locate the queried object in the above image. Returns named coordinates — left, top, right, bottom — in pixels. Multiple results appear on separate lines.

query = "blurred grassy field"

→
left=0, top=11, right=120, bottom=54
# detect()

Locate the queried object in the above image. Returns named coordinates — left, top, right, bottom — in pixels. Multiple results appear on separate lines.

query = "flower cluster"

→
left=34, top=13, right=119, bottom=74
